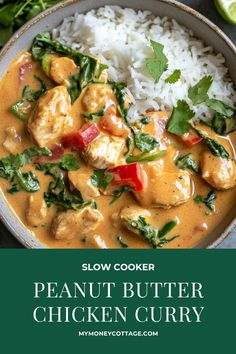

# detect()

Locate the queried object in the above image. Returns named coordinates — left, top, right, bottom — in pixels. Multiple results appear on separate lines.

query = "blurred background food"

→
left=0, top=0, right=61, bottom=48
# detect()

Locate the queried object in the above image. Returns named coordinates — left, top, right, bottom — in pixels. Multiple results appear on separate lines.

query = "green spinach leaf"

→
left=127, top=216, right=178, bottom=248
left=175, top=153, right=200, bottom=173
left=11, top=75, right=47, bottom=120
left=194, top=191, right=217, bottom=213
left=90, top=169, right=113, bottom=191
left=193, top=127, right=230, bottom=159
left=110, top=185, right=133, bottom=204
left=132, top=127, right=159, bottom=153
left=0, top=146, right=51, bottom=193
left=31, top=32, right=107, bottom=103
left=36, top=157, right=89, bottom=211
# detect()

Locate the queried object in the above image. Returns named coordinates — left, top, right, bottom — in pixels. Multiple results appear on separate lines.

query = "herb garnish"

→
left=127, top=216, right=178, bottom=248
left=193, top=127, right=230, bottom=159
left=109, top=81, right=129, bottom=124
left=188, top=75, right=213, bottom=105
left=124, top=136, right=135, bottom=157
left=140, top=116, right=152, bottom=125
left=90, top=169, right=113, bottom=192
left=117, top=236, right=128, bottom=248
left=204, top=99, right=236, bottom=136
left=175, top=153, right=200, bottom=174
left=210, top=113, right=236, bottom=136
left=167, top=100, right=195, bottom=136
left=83, top=107, right=106, bottom=122
left=132, top=127, right=159, bottom=153
left=145, top=40, right=168, bottom=83
left=165, top=69, right=181, bottom=84
left=36, top=155, right=89, bottom=211
left=0, top=147, right=51, bottom=193
left=194, top=191, right=217, bottom=213
left=11, top=75, right=47, bottom=120
left=126, top=150, right=166, bottom=163
left=110, top=185, right=133, bottom=204
left=206, top=98, right=235, bottom=117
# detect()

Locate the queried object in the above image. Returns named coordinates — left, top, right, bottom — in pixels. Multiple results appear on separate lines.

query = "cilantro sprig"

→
left=188, top=75, right=213, bottom=105
left=167, top=100, right=195, bottom=136
left=145, top=40, right=168, bottom=83
left=165, top=69, right=181, bottom=84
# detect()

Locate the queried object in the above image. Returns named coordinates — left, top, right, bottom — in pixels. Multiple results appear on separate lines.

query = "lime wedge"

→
left=214, top=0, right=236, bottom=25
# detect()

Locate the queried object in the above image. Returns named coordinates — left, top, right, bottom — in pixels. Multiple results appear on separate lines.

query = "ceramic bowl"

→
left=0, top=0, right=235, bottom=248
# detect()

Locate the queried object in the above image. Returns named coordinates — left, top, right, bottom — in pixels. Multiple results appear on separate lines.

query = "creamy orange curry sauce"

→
left=0, top=35, right=236, bottom=248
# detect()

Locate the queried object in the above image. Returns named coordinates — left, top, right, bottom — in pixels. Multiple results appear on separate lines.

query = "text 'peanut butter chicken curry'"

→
left=0, top=33, right=236, bottom=248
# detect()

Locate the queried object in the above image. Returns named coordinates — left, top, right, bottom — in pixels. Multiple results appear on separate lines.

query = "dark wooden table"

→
left=0, top=0, right=235, bottom=248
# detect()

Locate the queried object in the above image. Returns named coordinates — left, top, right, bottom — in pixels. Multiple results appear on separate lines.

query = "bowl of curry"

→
left=0, top=0, right=236, bottom=249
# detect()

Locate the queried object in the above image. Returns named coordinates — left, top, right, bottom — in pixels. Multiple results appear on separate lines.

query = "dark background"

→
left=0, top=0, right=235, bottom=248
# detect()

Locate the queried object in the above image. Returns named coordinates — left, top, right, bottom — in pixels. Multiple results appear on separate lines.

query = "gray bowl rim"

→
left=0, top=0, right=235, bottom=249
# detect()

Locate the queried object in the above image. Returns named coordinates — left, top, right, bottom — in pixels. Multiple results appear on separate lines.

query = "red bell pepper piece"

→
left=62, top=123, right=100, bottom=150
left=107, top=163, right=144, bottom=191
left=178, top=129, right=202, bottom=147
left=99, top=105, right=129, bottom=137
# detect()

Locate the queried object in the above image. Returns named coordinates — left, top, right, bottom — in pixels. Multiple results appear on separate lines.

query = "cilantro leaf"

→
left=165, top=69, right=181, bottom=84
left=167, top=100, right=195, bottom=136
left=145, top=40, right=168, bottom=83
left=188, top=76, right=213, bottom=105
left=206, top=98, right=235, bottom=117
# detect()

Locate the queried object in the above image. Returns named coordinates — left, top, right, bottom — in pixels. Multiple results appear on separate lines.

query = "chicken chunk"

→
left=26, top=194, right=47, bottom=227
left=134, top=164, right=191, bottom=209
left=3, top=127, right=22, bottom=154
left=28, top=86, right=71, bottom=147
left=47, top=55, right=79, bottom=86
left=82, top=83, right=116, bottom=113
left=119, top=205, right=151, bottom=235
left=82, top=134, right=125, bottom=169
left=68, top=170, right=100, bottom=199
left=52, top=207, right=103, bottom=240
left=201, top=152, right=236, bottom=190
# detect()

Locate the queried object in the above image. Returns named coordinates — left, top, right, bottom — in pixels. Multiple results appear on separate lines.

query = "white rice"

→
left=52, top=6, right=236, bottom=120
